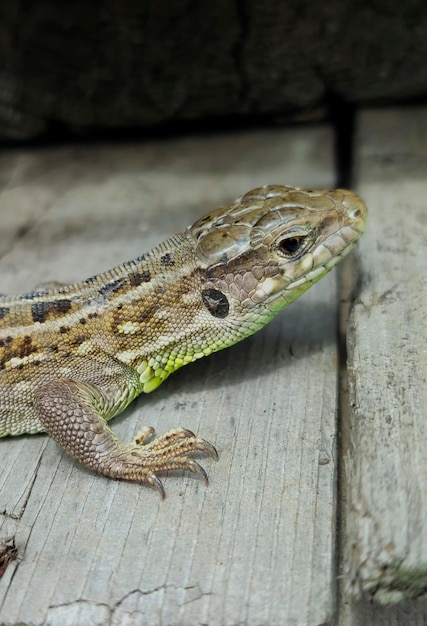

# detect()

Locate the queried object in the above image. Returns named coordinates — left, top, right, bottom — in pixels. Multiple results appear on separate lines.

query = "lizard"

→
left=0, top=185, right=367, bottom=497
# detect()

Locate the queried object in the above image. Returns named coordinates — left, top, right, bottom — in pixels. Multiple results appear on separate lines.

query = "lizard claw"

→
left=187, top=460, right=209, bottom=484
left=115, top=427, right=218, bottom=496
left=146, top=472, right=166, bottom=500
left=144, top=460, right=208, bottom=498
left=198, top=439, right=218, bottom=461
left=134, top=427, right=218, bottom=459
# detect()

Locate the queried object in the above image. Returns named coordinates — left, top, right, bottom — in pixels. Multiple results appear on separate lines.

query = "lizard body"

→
left=0, top=185, right=367, bottom=496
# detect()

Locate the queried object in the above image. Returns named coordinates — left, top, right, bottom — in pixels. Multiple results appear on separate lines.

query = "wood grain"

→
left=343, top=107, right=427, bottom=607
left=0, top=127, right=339, bottom=625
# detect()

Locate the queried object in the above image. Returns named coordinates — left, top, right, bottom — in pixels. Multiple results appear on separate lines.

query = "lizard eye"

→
left=278, top=235, right=307, bottom=257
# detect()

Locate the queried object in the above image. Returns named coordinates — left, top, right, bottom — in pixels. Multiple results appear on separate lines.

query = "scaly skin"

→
left=0, top=185, right=367, bottom=496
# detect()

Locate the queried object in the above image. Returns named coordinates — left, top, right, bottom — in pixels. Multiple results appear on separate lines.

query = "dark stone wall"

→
left=1, top=0, right=427, bottom=140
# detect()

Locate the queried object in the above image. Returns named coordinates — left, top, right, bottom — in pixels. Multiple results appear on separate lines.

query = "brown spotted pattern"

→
left=0, top=185, right=367, bottom=464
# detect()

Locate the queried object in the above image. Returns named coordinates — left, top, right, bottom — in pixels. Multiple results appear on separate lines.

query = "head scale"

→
left=189, top=185, right=367, bottom=322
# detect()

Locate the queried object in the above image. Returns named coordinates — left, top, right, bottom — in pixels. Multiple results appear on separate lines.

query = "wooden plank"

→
left=342, top=107, right=427, bottom=611
left=0, top=127, right=339, bottom=626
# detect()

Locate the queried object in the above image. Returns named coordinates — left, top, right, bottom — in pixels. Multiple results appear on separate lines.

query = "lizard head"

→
left=190, top=185, right=367, bottom=332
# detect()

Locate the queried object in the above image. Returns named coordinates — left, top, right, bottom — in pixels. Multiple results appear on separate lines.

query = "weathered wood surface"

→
left=0, top=127, right=340, bottom=625
left=341, top=107, right=427, bottom=618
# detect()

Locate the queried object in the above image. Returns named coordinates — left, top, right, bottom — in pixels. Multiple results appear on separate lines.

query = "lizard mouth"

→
left=263, top=219, right=366, bottom=314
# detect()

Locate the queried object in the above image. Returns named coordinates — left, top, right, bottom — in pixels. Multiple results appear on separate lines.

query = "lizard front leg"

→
left=34, top=377, right=217, bottom=497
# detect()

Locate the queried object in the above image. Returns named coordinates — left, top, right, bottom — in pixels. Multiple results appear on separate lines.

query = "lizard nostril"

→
left=347, top=199, right=367, bottom=225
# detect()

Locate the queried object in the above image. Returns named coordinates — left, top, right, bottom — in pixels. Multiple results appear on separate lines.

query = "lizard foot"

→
left=35, top=378, right=218, bottom=497
left=123, top=427, right=218, bottom=498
